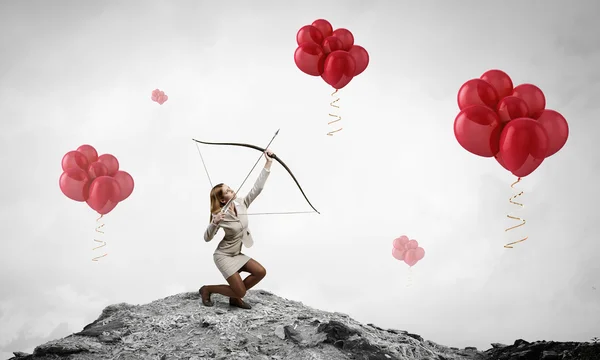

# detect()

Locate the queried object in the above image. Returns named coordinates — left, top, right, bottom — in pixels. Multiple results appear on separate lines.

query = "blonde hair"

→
left=209, top=183, right=225, bottom=222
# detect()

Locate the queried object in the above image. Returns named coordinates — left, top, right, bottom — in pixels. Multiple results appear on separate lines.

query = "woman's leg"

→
left=238, top=259, right=267, bottom=290
left=200, top=273, right=247, bottom=306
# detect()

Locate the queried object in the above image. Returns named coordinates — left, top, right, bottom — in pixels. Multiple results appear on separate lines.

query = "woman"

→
left=199, top=149, right=273, bottom=309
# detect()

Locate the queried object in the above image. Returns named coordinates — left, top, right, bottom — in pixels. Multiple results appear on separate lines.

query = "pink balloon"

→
left=113, top=170, right=134, bottom=201
left=406, top=240, right=418, bottom=249
left=97, top=154, right=119, bottom=176
left=404, top=249, right=419, bottom=267
left=393, top=235, right=409, bottom=250
left=61, top=150, right=89, bottom=172
left=76, top=144, right=98, bottom=164
left=413, top=247, right=425, bottom=261
left=59, top=168, right=90, bottom=202
left=392, top=247, right=406, bottom=261
left=88, top=161, right=109, bottom=180
left=86, top=176, right=121, bottom=215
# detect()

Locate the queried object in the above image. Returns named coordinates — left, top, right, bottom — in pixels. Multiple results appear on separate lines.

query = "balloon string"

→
left=504, top=177, right=528, bottom=248
left=92, top=214, right=107, bottom=261
left=406, top=267, right=413, bottom=287
left=327, top=89, right=342, bottom=136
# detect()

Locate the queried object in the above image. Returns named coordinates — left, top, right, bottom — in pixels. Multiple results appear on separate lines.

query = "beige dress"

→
left=204, top=168, right=270, bottom=279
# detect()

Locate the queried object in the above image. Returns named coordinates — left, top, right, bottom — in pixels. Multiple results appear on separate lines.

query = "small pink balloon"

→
left=97, top=154, right=119, bottom=176
left=404, top=249, right=419, bottom=267
left=76, top=144, right=98, bottom=164
left=413, top=247, right=425, bottom=261
left=157, top=94, right=168, bottom=105
left=151, top=89, right=161, bottom=101
left=392, top=247, right=406, bottom=260
left=393, top=235, right=409, bottom=250
left=406, top=240, right=418, bottom=249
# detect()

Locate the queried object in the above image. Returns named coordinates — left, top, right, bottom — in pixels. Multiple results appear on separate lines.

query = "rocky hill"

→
left=6, top=290, right=600, bottom=360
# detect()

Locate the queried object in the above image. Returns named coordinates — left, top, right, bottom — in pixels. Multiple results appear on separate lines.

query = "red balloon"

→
left=536, top=109, right=569, bottom=157
left=61, top=150, right=89, bottom=172
left=322, top=36, right=344, bottom=55
left=454, top=105, right=502, bottom=157
left=457, top=79, right=499, bottom=110
left=497, top=96, right=529, bottom=124
left=512, top=84, right=546, bottom=119
left=348, top=45, right=369, bottom=76
left=97, top=154, right=119, bottom=176
left=331, top=28, right=354, bottom=51
left=86, top=176, right=121, bottom=215
left=321, top=50, right=356, bottom=89
left=294, top=43, right=325, bottom=76
left=59, top=168, right=90, bottom=202
left=296, top=25, right=324, bottom=46
left=498, top=118, right=549, bottom=177
left=76, top=144, right=98, bottom=164
left=495, top=151, right=543, bottom=178
left=312, top=19, right=333, bottom=38
left=113, top=170, right=135, bottom=202
left=88, top=161, right=109, bottom=180
left=480, top=69, right=513, bottom=99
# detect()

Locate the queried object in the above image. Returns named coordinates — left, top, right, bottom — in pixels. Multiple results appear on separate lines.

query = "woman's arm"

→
left=243, top=167, right=270, bottom=208
left=204, top=222, right=219, bottom=242
left=243, top=151, right=273, bottom=208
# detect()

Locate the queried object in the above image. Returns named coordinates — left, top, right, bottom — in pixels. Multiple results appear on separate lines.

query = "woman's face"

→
left=220, top=185, right=236, bottom=204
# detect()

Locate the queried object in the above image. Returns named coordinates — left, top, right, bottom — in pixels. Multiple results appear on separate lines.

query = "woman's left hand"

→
left=264, top=149, right=274, bottom=162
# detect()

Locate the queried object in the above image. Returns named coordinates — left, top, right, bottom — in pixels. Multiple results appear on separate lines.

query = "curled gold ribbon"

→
left=92, top=214, right=107, bottom=261
left=327, top=89, right=342, bottom=136
left=504, top=177, right=528, bottom=248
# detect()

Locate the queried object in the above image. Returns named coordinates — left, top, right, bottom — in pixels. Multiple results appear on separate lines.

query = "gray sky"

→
left=1, top=0, right=599, bottom=356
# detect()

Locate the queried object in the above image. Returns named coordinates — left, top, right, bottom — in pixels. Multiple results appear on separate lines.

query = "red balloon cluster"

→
left=59, top=144, right=135, bottom=215
left=454, top=70, right=569, bottom=177
left=293, top=19, right=369, bottom=89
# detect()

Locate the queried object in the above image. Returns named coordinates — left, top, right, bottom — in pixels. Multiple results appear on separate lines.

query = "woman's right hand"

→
left=212, top=212, right=225, bottom=225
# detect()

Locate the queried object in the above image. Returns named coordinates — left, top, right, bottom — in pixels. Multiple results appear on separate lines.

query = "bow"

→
left=191, top=137, right=320, bottom=215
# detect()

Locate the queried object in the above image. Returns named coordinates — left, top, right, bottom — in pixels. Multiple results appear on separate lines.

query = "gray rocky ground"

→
left=7, top=290, right=599, bottom=360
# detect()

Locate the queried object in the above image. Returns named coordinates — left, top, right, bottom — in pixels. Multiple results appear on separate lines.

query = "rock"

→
left=11, top=352, right=30, bottom=358
left=283, top=325, right=303, bottom=344
left=75, top=319, right=126, bottom=337
left=274, top=325, right=285, bottom=339
left=541, top=350, right=559, bottom=359
left=406, top=332, right=424, bottom=342
left=491, top=343, right=508, bottom=348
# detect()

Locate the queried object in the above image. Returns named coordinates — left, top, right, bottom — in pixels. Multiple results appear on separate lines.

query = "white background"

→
left=1, top=0, right=599, bottom=357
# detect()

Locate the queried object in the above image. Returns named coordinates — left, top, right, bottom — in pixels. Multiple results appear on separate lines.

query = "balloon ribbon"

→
left=406, top=267, right=413, bottom=288
left=327, top=89, right=342, bottom=136
left=92, top=214, right=107, bottom=261
left=504, top=177, right=528, bottom=248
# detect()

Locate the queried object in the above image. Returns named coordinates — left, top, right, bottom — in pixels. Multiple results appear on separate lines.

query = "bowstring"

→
left=194, top=141, right=213, bottom=188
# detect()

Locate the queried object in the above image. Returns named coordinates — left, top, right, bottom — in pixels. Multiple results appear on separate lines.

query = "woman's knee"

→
left=255, top=266, right=267, bottom=279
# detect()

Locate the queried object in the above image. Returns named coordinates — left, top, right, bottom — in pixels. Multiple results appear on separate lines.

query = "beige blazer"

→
left=203, top=168, right=270, bottom=255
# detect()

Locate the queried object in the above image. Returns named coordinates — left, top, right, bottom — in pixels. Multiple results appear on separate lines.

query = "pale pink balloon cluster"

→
left=151, top=89, right=168, bottom=105
left=392, top=235, right=425, bottom=267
